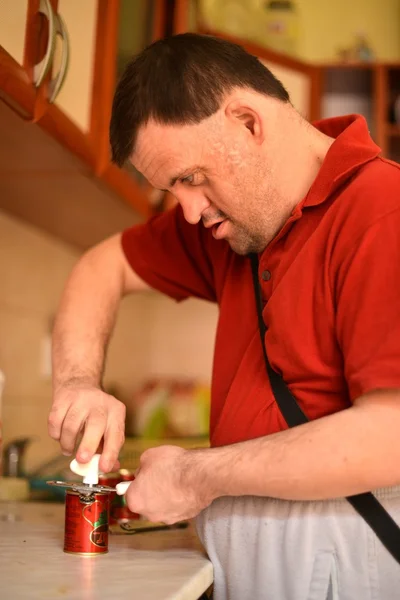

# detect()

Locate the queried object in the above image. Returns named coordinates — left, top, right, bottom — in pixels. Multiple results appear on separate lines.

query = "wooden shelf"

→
left=317, top=61, right=400, bottom=70
left=386, top=123, right=400, bottom=137
left=318, top=62, right=375, bottom=70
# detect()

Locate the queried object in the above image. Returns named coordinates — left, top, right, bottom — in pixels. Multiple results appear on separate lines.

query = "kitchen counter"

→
left=0, top=502, right=213, bottom=600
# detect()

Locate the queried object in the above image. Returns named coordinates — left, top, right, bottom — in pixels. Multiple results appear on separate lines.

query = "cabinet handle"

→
left=48, top=11, right=69, bottom=103
left=33, top=0, right=56, bottom=88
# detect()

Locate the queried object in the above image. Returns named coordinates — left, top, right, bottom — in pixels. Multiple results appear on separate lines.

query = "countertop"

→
left=0, top=501, right=213, bottom=600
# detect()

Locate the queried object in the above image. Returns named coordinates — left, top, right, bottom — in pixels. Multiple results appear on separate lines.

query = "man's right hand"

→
left=48, top=384, right=126, bottom=473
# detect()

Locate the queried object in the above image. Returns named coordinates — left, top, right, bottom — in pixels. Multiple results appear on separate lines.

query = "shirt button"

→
left=261, top=270, right=271, bottom=281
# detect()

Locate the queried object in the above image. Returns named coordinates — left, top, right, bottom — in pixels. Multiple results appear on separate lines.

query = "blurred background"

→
left=0, top=0, right=399, bottom=500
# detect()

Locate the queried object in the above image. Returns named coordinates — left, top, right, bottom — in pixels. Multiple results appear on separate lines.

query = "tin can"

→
left=64, top=490, right=109, bottom=555
left=113, top=469, right=140, bottom=522
left=98, top=472, right=121, bottom=525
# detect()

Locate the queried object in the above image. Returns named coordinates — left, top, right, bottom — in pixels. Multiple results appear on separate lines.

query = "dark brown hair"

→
left=110, top=33, right=290, bottom=167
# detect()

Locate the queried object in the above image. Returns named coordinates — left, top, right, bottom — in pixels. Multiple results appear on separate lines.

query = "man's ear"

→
left=225, top=100, right=264, bottom=144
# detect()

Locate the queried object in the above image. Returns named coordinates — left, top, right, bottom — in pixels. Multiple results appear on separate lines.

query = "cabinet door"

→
left=0, top=0, right=29, bottom=65
left=110, top=0, right=195, bottom=212
left=52, top=0, right=98, bottom=133
left=0, top=0, right=57, bottom=120
left=93, top=0, right=166, bottom=215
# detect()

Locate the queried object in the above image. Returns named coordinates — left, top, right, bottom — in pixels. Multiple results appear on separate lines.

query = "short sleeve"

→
left=121, top=204, right=218, bottom=302
left=335, top=207, right=400, bottom=400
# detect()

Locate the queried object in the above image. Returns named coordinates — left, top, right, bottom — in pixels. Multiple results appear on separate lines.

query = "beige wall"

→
left=297, top=0, right=400, bottom=62
left=201, top=0, right=400, bottom=61
left=0, top=210, right=218, bottom=472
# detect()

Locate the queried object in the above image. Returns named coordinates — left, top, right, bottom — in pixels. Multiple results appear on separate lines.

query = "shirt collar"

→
left=299, top=114, right=381, bottom=210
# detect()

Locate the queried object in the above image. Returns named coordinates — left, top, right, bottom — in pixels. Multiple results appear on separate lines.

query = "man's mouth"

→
left=212, top=220, right=229, bottom=240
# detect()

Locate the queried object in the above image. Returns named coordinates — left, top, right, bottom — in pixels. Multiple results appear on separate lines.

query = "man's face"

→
left=132, top=111, right=281, bottom=255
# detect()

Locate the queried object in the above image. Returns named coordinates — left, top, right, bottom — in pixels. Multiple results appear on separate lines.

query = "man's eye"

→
left=181, top=172, right=203, bottom=186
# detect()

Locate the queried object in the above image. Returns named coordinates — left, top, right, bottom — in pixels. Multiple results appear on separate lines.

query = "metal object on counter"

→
left=3, top=437, right=36, bottom=477
left=47, top=480, right=115, bottom=555
left=109, top=519, right=189, bottom=535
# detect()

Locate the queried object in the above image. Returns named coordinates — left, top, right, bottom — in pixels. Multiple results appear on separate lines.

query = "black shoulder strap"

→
left=249, top=252, right=400, bottom=564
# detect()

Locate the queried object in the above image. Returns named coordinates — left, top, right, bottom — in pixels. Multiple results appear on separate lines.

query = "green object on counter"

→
left=29, top=477, right=66, bottom=501
left=0, top=476, right=30, bottom=501
left=195, top=386, right=211, bottom=434
left=141, top=401, right=169, bottom=438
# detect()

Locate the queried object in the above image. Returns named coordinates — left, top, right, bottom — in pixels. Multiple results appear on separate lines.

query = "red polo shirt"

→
left=121, top=115, right=400, bottom=447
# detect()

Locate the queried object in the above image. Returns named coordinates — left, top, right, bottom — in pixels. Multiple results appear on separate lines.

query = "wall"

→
left=201, top=0, right=400, bottom=61
left=0, top=210, right=218, bottom=472
left=297, top=0, right=400, bottom=62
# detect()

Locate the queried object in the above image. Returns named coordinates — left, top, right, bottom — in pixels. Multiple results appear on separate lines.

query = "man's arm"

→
left=192, top=389, right=400, bottom=502
left=48, top=233, right=149, bottom=472
left=123, top=389, right=400, bottom=523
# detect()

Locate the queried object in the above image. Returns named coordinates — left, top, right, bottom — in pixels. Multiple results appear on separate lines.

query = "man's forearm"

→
left=189, top=390, right=400, bottom=502
left=52, top=242, right=125, bottom=389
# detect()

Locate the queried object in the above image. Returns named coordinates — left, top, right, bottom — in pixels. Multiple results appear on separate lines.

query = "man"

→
left=48, top=33, right=400, bottom=599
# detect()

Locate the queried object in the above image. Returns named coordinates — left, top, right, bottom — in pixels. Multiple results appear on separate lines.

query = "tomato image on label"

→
left=86, top=505, right=108, bottom=548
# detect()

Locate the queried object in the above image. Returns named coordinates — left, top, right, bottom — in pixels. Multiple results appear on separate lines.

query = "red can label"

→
left=99, top=470, right=140, bottom=522
left=64, top=491, right=109, bottom=555
left=115, top=469, right=140, bottom=521
left=98, top=473, right=121, bottom=525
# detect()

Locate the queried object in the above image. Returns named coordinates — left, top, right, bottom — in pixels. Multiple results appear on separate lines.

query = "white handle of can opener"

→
left=116, top=481, right=131, bottom=495
left=70, top=454, right=101, bottom=485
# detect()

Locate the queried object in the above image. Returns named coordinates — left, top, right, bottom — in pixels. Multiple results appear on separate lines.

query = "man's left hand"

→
left=124, top=445, right=214, bottom=524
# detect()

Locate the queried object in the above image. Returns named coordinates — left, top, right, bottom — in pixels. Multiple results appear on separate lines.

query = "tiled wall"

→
left=0, top=210, right=218, bottom=472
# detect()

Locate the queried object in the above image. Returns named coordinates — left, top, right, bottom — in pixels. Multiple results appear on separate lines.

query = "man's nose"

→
left=178, top=192, right=210, bottom=225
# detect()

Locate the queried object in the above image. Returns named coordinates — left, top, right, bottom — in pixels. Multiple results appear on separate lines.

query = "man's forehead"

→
left=133, top=122, right=186, bottom=166
left=132, top=121, right=206, bottom=176
left=136, top=120, right=195, bottom=150
left=134, top=112, right=224, bottom=155
left=129, top=132, right=184, bottom=190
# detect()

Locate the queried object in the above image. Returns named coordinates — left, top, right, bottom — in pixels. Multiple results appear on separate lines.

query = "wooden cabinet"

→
left=314, top=63, right=400, bottom=161
left=377, top=65, right=400, bottom=161
left=0, top=0, right=59, bottom=121
left=0, top=0, right=190, bottom=222
left=0, top=93, right=143, bottom=251
left=0, top=0, right=162, bottom=248
left=0, top=0, right=100, bottom=129
left=90, top=0, right=194, bottom=213
left=1, top=0, right=398, bottom=233
left=90, top=0, right=162, bottom=203
left=52, top=0, right=98, bottom=134
left=46, top=0, right=156, bottom=212
left=0, top=0, right=194, bottom=218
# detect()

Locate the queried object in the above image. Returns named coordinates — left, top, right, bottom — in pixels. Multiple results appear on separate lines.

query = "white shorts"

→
left=196, top=487, right=400, bottom=600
